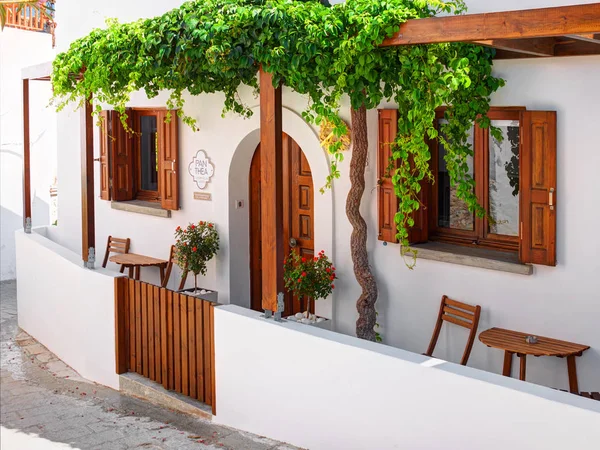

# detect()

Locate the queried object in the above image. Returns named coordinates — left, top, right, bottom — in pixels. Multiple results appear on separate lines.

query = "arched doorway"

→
left=249, top=133, right=315, bottom=316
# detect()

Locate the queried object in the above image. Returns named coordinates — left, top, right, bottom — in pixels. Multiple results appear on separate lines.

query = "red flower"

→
left=331, top=284, right=335, bottom=289
left=301, top=257, right=307, bottom=263
left=332, top=266, right=336, bottom=271
left=330, top=275, right=335, bottom=281
left=326, top=268, right=331, bottom=273
left=192, top=247, right=197, bottom=252
left=190, top=224, right=195, bottom=229
left=301, top=272, right=307, bottom=277
left=200, top=221, right=204, bottom=225
left=184, top=243, right=187, bottom=246
left=297, top=278, right=301, bottom=283
left=208, top=223, right=213, bottom=228
left=176, top=226, right=181, bottom=232
left=314, top=257, right=318, bottom=261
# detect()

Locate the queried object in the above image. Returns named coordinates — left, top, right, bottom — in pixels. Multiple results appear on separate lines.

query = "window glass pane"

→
left=140, top=115, right=158, bottom=192
left=489, top=120, right=520, bottom=236
left=437, top=121, right=474, bottom=231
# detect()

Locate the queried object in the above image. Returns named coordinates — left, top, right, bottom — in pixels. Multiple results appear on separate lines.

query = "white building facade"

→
left=0, top=26, right=56, bottom=280
left=30, top=0, right=600, bottom=395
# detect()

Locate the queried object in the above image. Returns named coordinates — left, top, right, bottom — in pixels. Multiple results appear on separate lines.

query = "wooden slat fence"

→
left=114, top=277, right=216, bottom=414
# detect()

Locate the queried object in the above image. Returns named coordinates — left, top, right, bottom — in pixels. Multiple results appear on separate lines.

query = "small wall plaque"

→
left=194, top=192, right=212, bottom=201
left=189, top=150, right=215, bottom=189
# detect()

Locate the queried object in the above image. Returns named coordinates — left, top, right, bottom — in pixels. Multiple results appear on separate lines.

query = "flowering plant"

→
left=283, top=250, right=336, bottom=303
left=174, top=221, right=219, bottom=292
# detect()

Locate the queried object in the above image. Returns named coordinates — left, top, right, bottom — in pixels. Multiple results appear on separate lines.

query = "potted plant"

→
left=174, top=221, right=219, bottom=301
left=283, top=250, right=336, bottom=327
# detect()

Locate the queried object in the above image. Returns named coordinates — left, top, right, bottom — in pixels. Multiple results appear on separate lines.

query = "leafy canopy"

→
left=52, top=0, right=504, bottom=248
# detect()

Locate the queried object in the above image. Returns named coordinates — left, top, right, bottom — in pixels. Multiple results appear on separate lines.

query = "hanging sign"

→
left=188, top=150, right=214, bottom=189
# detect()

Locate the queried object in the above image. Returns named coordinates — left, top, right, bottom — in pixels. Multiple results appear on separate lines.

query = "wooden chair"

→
left=161, top=245, right=188, bottom=290
left=101, top=236, right=131, bottom=273
left=424, top=295, right=481, bottom=366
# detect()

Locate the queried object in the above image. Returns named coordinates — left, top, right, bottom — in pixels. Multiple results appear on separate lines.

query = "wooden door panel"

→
left=249, top=146, right=263, bottom=312
left=249, top=134, right=315, bottom=316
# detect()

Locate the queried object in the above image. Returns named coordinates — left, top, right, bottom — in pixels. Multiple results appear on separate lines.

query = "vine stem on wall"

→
left=347, top=104, right=378, bottom=341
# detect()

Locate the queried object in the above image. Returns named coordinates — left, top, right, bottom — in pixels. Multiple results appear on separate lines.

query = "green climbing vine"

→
left=51, top=0, right=504, bottom=254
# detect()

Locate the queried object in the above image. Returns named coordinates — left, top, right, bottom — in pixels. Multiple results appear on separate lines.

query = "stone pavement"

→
left=1, top=280, right=300, bottom=450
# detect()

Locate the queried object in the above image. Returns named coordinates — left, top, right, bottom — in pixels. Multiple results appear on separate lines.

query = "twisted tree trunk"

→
left=347, top=104, right=378, bottom=341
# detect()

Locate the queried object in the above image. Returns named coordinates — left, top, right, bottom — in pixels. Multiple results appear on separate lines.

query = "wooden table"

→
left=479, top=327, right=590, bottom=394
left=109, top=253, right=168, bottom=281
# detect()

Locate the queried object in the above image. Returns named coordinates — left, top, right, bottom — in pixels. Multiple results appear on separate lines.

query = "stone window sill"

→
left=410, top=241, right=533, bottom=276
left=111, top=200, right=171, bottom=218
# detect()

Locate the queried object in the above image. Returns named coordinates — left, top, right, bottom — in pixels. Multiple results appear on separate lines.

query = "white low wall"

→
left=15, top=227, right=121, bottom=389
left=214, top=305, right=600, bottom=450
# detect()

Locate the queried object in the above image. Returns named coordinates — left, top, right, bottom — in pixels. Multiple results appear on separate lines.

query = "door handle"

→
left=549, top=188, right=555, bottom=211
left=289, top=237, right=297, bottom=248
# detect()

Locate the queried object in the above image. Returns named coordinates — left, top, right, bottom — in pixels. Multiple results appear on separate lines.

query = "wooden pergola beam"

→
left=381, top=3, right=600, bottom=46
left=565, top=32, right=600, bottom=43
left=471, top=38, right=556, bottom=57
left=259, top=68, right=284, bottom=312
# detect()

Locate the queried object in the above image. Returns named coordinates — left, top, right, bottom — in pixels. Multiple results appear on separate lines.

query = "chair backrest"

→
left=161, top=245, right=188, bottom=290
left=424, top=295, right=481, bottom=366
left=102, top=236, right=130, bottom=268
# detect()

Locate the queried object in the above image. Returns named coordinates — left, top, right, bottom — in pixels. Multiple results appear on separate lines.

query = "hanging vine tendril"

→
left=51, top=0, right=504, bottom=252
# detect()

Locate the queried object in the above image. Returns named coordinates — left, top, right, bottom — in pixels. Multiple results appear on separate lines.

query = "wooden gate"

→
left=114, top=277, right=216, bottom=413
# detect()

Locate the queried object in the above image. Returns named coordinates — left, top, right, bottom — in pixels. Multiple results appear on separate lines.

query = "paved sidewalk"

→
left=1, top=280, right=298, bottom=450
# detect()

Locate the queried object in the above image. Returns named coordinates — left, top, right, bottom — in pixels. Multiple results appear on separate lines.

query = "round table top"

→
left=479, top=327, right=589, bottom=357
left=109, top=253, right=168, bottom=267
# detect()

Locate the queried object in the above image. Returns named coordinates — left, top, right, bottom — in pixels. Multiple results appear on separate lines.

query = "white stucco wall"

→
left=0, top=27, right=56, bottom=280
left=214, top=305, right=600, bottom=450
left=15, top=227, right=121, bottom=389
left=49, top=0, right=600, bottom=393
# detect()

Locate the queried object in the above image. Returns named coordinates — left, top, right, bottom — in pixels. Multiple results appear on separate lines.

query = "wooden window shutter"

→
left=378, top=109, right=428, bottom=244
left=158, top=110, right=179, bottom=211
left=111, top=109, right=134, bottom=201
left=519, top=111, right=557, bottom=266
left=99, top=110, right=112, bottom=200
left=378, top=110, right=399, bottom=243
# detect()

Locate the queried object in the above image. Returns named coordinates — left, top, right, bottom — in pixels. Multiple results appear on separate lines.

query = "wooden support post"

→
left=22, top=79, right=31, bottom=231
left=259, top=68, right=284, bottom=312
left=81, top=98, right=95, bottom=265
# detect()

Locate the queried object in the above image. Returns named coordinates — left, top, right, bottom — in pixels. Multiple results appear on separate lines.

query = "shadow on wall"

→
left=1, top=197, right=49, bottom=281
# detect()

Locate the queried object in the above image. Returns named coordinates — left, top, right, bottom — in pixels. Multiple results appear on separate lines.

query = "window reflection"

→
left=489, top=120, right=520, bottom=236
left=437, top=122, right=475, bottom=231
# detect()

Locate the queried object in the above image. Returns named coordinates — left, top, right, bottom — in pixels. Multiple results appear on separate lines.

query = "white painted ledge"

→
left=111, top=200, right=171, bottom=218
left=213, top=305, right=600, bottom=450
left=411, top=241, right=533, bottom=275
left=16, top=227, right=123, bottom=389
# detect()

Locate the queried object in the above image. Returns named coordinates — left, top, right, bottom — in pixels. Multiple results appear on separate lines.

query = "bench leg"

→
left=128, top=266, right=133, bottom=278
left=518, top=354, right=527, bottom=381
left=567, top=355, right=579, bottom=394
left=502, top=351, right=513, bottom=377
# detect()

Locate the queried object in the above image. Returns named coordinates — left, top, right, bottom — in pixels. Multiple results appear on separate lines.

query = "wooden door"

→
left=249, top=133, right=315, bottom=316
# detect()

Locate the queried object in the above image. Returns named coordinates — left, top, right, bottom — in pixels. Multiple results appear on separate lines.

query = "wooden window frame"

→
left=428, top=107, right=526, bottom=253
left=132, top=108, right=163, bottom=203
